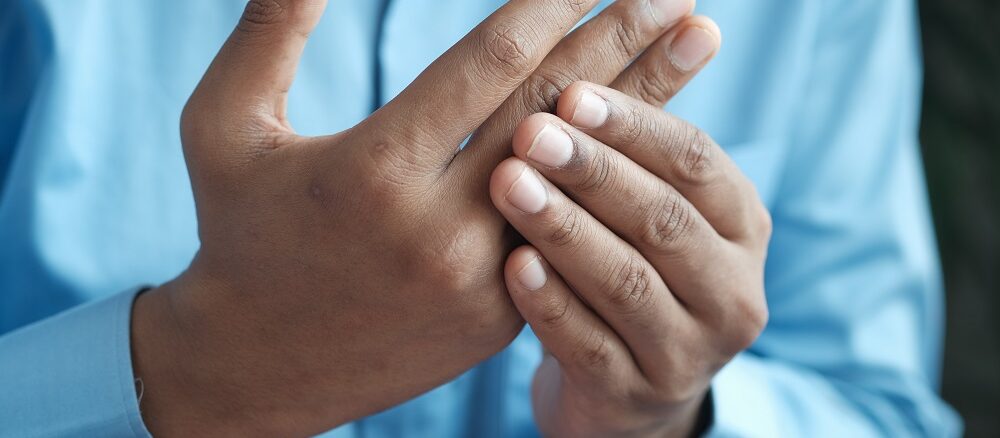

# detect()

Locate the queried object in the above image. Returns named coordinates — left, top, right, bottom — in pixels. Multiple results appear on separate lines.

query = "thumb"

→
left=185, top=0, right=326, bottom=135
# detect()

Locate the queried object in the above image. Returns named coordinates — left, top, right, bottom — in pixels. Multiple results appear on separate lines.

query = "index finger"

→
left=557, top=82, right=769, bottom=245
left=369, top=0, right=601, bottom=169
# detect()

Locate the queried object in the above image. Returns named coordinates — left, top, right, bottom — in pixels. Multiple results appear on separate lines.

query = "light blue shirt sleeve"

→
left=0, top=288, right=151, bottom=437
left=0, top=0, right=38, bottom=188
left=707, top=0, right=961, bottom=436
left=2, top=6, right=148, bottom=435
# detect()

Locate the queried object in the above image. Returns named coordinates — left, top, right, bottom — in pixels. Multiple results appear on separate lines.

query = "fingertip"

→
left=512, top=113, right=556, bottom=158
left=685, top=15, right=722, bottom=47
left=489, top=157, right=529, bottom=207
left=505, top=244, right=542, bottom=279
left=556, top=81, right=597, bottom=123
left=668, top=16, right=722, bottom=72
left=505, top=245, right=547, bottom=293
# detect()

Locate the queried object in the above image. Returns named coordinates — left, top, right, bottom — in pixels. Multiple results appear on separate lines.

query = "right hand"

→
left=131, top=0, right=698, bottom=435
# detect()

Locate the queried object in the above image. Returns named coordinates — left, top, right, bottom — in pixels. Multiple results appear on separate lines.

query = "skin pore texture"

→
left=130, top=0, right=768, bottom=436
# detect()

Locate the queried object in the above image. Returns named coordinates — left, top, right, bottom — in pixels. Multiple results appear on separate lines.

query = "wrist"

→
left=130, top=272, right=303, bottom=436
left=639, top=389, right=711, bottom=438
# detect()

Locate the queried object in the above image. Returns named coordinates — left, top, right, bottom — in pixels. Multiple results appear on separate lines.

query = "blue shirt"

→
left=0, top=0, right=962, bottom=436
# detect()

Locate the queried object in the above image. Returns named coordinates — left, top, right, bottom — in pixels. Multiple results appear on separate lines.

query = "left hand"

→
left=489, top=19, right=771, bottom=437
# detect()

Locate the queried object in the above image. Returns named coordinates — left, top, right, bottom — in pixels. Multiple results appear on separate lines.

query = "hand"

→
left=490, top=20, right=772, bottom=437
left=130, top=0, right=702, bottom=435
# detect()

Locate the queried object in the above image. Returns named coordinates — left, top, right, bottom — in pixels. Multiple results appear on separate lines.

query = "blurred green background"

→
left=918, top=0, right=1000, bottom=436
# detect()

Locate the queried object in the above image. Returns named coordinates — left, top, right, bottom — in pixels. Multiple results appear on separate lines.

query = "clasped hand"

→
left=131, top=0, right=769, bottom=436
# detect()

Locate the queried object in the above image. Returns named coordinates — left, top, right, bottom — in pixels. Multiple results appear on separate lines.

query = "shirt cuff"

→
left=0, top=287, right=152, bottom=437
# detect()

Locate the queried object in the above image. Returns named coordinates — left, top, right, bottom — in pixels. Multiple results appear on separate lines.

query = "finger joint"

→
left=670, top=123, right=716, bottom=186
left=721, top=293, right=769, bottom=354
left=538, top=296, right=575, bottom=330
left=524, top=72, right=571, bottom=114
left=546, top=208, right=586, bottom=249
left=636, top=190, right=695, bottom=253
left=577, top=148, right=616, bottom=196
left=603, top=254, right=656, bottom=315
left=572, top=328, right=615, bottom=372
left=240, top=0, right=287, bottom=27
left=477, top=20, right=536, bottom=85
left=633, top=62, right=678, bottom=106
left=619, top=105, right=647, bottom=152
left=610, top=15, right=645, bottom=61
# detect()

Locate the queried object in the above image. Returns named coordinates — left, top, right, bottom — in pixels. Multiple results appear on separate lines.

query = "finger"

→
left=490, top=158, right=689, bottom=374
left=512, top=112, right=747, bottom=322
left=187, top=0, right=327, bottom=129
left=556, top=82, right=769, bottom=245
left=505, top=246, right=637, bottom=385
left=370, top=0, right=603, bottom=171
left=513, top=113, right=769, bottom=350
left=450, top=0, right=695, bottom=178
left=611, top=16, right=720, bottom=107
left=511, top=112, right=728, bottom=274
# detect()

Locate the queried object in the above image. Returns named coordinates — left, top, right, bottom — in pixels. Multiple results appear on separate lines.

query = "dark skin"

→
left=131, top=0, right=768, bottom=436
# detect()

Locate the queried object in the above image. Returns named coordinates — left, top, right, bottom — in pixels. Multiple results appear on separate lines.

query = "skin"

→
left=492, top=47, right=772, bottom=438
left=129, top=0, right=767, bottom=436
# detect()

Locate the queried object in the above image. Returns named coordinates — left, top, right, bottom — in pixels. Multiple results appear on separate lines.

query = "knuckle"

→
left=576, top=148, right=616, bottom=195
left=602, top=255, right=656, bottom=314
left=670, top=124, right=716, bottom=186
left=559, top=0, right=589, bottom=14
left=572, top=328, right=615, bottom=371
left=546, top=208, right=587, bottom=249
left=756, top=204, right=774, bottom=241
left=237, top=0, right=288, bottom=34
left=636, top=190, right=695, bottom=252
left=619, top=105, right=647, bottom=150
left=648, top=379, right=706, bottom=406
left=721, top=293, right=769, bottom=354
left=425, top=226, right=493, bottom=295
left=748, top=302, right=769, bottom=336
left=610, top=15, right=645, bottom=60
left=358, top=126, right=437, bottom=189
left=524, top=72, right=571, bottom=114
left=237, top=0, right=320, bottom=34
left=234, top=0, right=320, bottom=44
left=362, top=153, right=420, bottom=203
left=632, top=63, right=677, bottom=105
left=742, top=292, right=770, bottom=336
left=477, top=20, right=535, bottom=83
left=411, top=227, right=525, bottom=348
left=537, top=295, right=574, bottom=330
left=447, top=250, right=524, bottom=345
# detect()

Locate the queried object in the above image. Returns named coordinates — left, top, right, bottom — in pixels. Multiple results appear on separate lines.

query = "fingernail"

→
left=669, top=26, right=717, bottom=72
left=516, top=257, right=547, bottom=291
left=526, top=125, right=574, bottom=168
left=570, top=91, right=609, bottom=129
left=649, top=0, right=693, bottom=28
left=505, top=168, right=548, bottom=214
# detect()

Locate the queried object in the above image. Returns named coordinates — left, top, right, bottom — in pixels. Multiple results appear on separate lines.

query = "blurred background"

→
left=918, top=0, right=999, bottom=436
